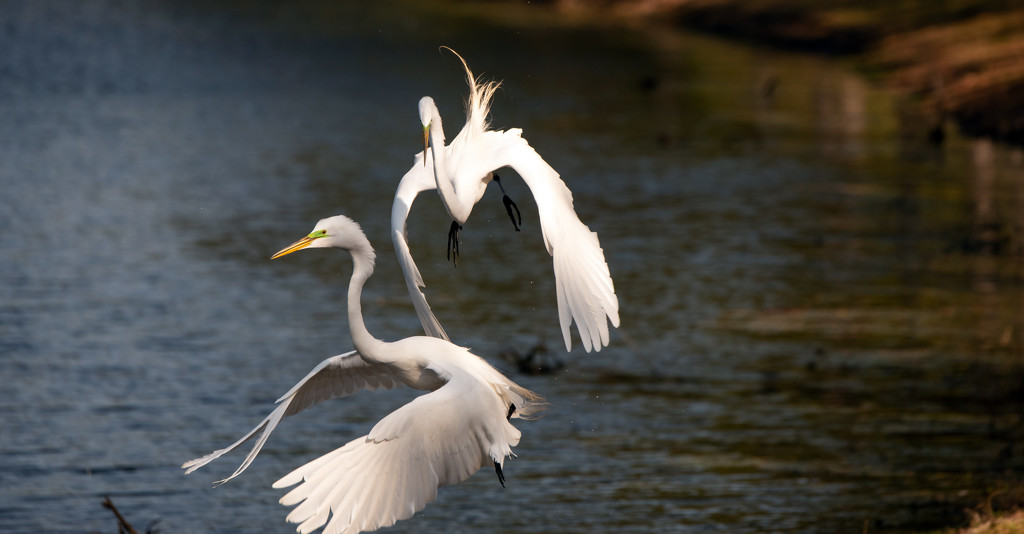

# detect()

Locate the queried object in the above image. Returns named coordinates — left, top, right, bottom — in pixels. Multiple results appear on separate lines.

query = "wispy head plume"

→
left=440, top=46, right=501, bottom=138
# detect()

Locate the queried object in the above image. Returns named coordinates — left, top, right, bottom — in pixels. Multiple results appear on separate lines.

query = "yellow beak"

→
left=422, top=125, right=430, bottom=167
left=271, top=236, right=315, bottom=260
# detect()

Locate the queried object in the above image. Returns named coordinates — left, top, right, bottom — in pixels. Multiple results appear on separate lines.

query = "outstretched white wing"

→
left=273, top=366, right=521, bottom=534
left=471, top=129, right=620, bottom=353
left=181, top=351, right=400, bottom=484
left=391, top=151, right=449, bottom=341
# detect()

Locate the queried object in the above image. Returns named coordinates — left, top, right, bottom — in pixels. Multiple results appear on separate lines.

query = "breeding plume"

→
left=392, top=49, right=620, bottom=352
left=183, top=215, right=542, bottom=534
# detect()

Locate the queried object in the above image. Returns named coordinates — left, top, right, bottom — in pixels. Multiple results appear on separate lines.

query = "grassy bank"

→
left=557, top=0, right=1024, bottom=145
left=942, top=509, right=1024, bottom=534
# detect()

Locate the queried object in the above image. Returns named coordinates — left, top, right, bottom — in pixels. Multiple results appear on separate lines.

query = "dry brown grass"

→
left=558, top=0, right=1024, bottom=143
left=952, top=509, right=1024, bottom=534
left=876, top=11, right=1024, bottom=111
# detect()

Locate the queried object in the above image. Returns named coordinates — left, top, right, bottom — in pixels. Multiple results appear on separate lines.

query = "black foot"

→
left=494, top=461, right=506, bottom=488
left=503, top=196, right=521, bottom=232
left=493, top=174, right=521, bottom=231
left=492, top=403, right=518, bottom=487
left=447, top=220, right=462, bottom=267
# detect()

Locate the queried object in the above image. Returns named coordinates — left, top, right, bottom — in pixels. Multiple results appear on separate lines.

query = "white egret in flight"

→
left=183, top=214, right=543, bottom=534
left=391, top=49, right=620, bottom=352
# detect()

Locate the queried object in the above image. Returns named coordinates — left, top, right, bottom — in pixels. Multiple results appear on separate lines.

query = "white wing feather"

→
left=181, top=351, right=400, bottom=484
left=391, top=151, right=449, bottom=341
left=273, top=368, right=520, bottom=534
left=476, top=129, right=620, bottom=352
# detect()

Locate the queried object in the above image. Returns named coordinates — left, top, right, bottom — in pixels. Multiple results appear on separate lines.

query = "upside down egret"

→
left=391, top=49, right=620, bottom=353
left=183, top=215, right=543, bottom=534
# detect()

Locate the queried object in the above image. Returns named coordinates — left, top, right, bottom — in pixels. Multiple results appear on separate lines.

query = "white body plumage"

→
left=183, top=215, right=542, bottom=534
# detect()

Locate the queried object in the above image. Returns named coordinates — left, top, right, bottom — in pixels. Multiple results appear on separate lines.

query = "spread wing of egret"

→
left=184, top=215, right=543, bottom=534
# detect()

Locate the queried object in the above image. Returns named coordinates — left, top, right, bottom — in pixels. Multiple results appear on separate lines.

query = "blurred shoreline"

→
left=554, top=0, right=1024, bottom=147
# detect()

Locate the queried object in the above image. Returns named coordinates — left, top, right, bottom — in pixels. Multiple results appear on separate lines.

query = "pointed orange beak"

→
left=271, top=236, right=315, bottom=260
left=422, top=125, right=430, bottom=167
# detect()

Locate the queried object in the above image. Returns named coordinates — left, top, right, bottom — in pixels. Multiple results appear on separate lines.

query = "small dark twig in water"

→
left=101, top=496, right=139, bottom=534
left=93, top=496, right=161, bottom=534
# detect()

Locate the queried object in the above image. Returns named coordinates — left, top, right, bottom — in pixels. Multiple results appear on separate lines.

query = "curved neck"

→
left=427, top=109, right=471, bottom=223
left=346, top=250, right=386, bottom=360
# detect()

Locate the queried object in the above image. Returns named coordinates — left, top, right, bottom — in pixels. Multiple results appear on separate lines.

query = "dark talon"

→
left=493, top=174, right=521, bottom=232
left=502, top=195, right=521, bottom=232
left=446, top=220, right=461, bottom=267
left=494, top=461, right=506, bottom=488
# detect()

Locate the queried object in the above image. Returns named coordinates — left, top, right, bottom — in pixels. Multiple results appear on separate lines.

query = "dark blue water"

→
left=2, top=1, right=1023, bottom=532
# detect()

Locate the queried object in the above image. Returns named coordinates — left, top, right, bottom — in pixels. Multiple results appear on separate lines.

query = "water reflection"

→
left=624, top=13, right=1024, bottom=532
left=814, top=74, right=869, bottom=160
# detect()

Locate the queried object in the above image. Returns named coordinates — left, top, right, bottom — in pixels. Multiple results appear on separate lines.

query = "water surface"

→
left=2, top=1, right=1023, bottom=532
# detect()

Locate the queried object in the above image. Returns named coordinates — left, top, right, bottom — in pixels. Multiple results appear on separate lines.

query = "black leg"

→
left=494, top=461, right=506, bottom=488
left=447, top=220, right=462, bottom=267
left=493, top=403, right=517, bottom=487
left=493, top=174, right=521, bottom=232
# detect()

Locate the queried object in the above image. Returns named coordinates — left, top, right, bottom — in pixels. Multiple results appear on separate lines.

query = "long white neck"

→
left=427, top=107, right=472, bottom=223
left=345, top=246, right=386, bottom=361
